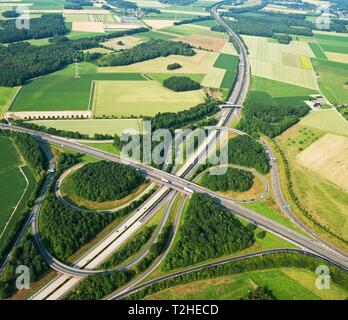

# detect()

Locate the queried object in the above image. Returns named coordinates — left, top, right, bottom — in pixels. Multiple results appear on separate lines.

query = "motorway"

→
left=1, top=1, right=347, bottom=300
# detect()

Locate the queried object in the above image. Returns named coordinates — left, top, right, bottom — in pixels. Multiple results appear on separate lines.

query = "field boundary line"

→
left=0, top=165, right=29, bottom=240
left=88, top=80, right=95, bottom=113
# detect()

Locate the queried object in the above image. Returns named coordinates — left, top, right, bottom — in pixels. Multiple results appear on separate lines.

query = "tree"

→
left=163, top=76, right=201, bottom=92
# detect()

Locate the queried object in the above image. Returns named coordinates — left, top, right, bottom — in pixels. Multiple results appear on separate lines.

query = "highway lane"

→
left=29, top=186, right=173, bottom=300
left=109, top=248, right=340, bottom=300
left=105, top=195, right=188, bottom=300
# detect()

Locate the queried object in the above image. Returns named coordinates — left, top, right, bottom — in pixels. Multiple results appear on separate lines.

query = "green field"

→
left=92, top=80, right=205, bottom=117
left=11, top=63, right=145, bottom=112
left=159, top=25, right=224, bottom=38
left=0, top=87, right=18, bottom=118
left=314, top=34, right=348, bottom=55
left=213, top=53, right=239, bottom=89
left=134, top=31, right=177, bottom=41
left=145, top=268, right=348, bottom=300
left=300, top=110, right=348, bottom=137
left=29, top=0, right=65, bottom=10
left=28, top=119, right=143, bottom=137
left=247, top=76, right=318, bottom=106
left=311, top=58, right=348, bottom=105
left=0, top=137, right=36, bottom=254
left=308, top=42, right=327, bottom=59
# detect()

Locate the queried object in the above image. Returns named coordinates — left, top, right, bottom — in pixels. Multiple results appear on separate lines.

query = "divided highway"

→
left=0, top=1, right=347, bottom=300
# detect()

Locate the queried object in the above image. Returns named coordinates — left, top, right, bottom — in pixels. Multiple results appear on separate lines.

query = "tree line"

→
left=65, top=270, right=133, bottom=300
left=126, top=251, right=348, bottom=300
left=224, top=11, right=314, bottom=37
left=201, top=167, right=254, bottom=192
left=0, top=129, right=47, bottom=176
left=0, top=14, right=67, bottom=44
left=101, top=226, right=156, bottom=269
left=0, top=27, right=148, bottom=87
left=162, top=193, right=255, bottom=271
left=98, top=39, right=195, bottom=66
left=69, top=161, right=145, bottom=202
left=0, top=130, right=47, bottom=268
left=135, top=224, right=173, bottom=273
left=163, top=76, right=201, bottom=92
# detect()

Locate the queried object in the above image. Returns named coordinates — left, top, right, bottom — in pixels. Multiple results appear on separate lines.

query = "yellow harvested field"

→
left=144, top=19, right=177, bottom=30
left=201, top=67, right=225, bottom=88
left=250, top=58, right=318, bottom=89
left=92, top=80, right=205, bottom=117
left=221, top=41, right=238, bottom=56
left=174, top=34, right=226, bottom=52
left=300, top=55, right=312, bottom=69
left=243, top=35, right=317, bottom=89
left=72, top=21, right=105, bottom=32
left=102, top=36, right=144, bottom=50
left=326, top=52, right=348, bottom=64
left=98, top=49, right=218, bottom=74
left=297, top=133, right=348, bottom=191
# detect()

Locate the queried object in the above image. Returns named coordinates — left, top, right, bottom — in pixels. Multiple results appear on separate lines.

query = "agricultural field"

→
left=247, top=76, right=318, bottom=106
left=98, top=49, right=218, bottom=74
left=10, top=63, right=146, bottom=112
left=243, top=35, right=318, bottom=90
left=102, top=35, right=144, bottom=50
left=300, top=110, right=348, bottom=136
left=297, top=133, right=348, bottom=191
left=144, top=268, right=348, bottom=300
left=143, top=19, right=176, bottom=30
left=134, top=31, right=177, bottom=41
left=201, top=67, right=225, bottom=88
left=276, top=122, right=348, bottom=247
left=311, top=59, right=348, bottom=105
left=64, top=14, right=91, bottom=23
left=28, top=119, right=143, bottom=137
left=0, top=137, right=36, bottom=254
left=213, top=53, right=239, bottom=89
left=0, top=86, right=18, bottom=118
left=28, top=0, right=66, bottom=10
left=175, top=33, right=226, bottom=52
left=92, top=80, right=205, bottom=117
left=308, top=42, right=327, bottom=60
left=314, top=33, right=348, bottom=55
left=159, top=24, right=225, bottom=39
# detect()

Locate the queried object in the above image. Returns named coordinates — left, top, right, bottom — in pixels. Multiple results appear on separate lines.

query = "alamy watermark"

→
left=119, top=121, right=229, bottom=175
left=315, top=265, right=331, bottom=290
left=315, top=4, right=331, bottom=30
left=15, top=265, right=30, bottom=290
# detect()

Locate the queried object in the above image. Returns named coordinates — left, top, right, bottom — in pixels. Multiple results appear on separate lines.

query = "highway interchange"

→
left=0, top=2, right=348, bottom=300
